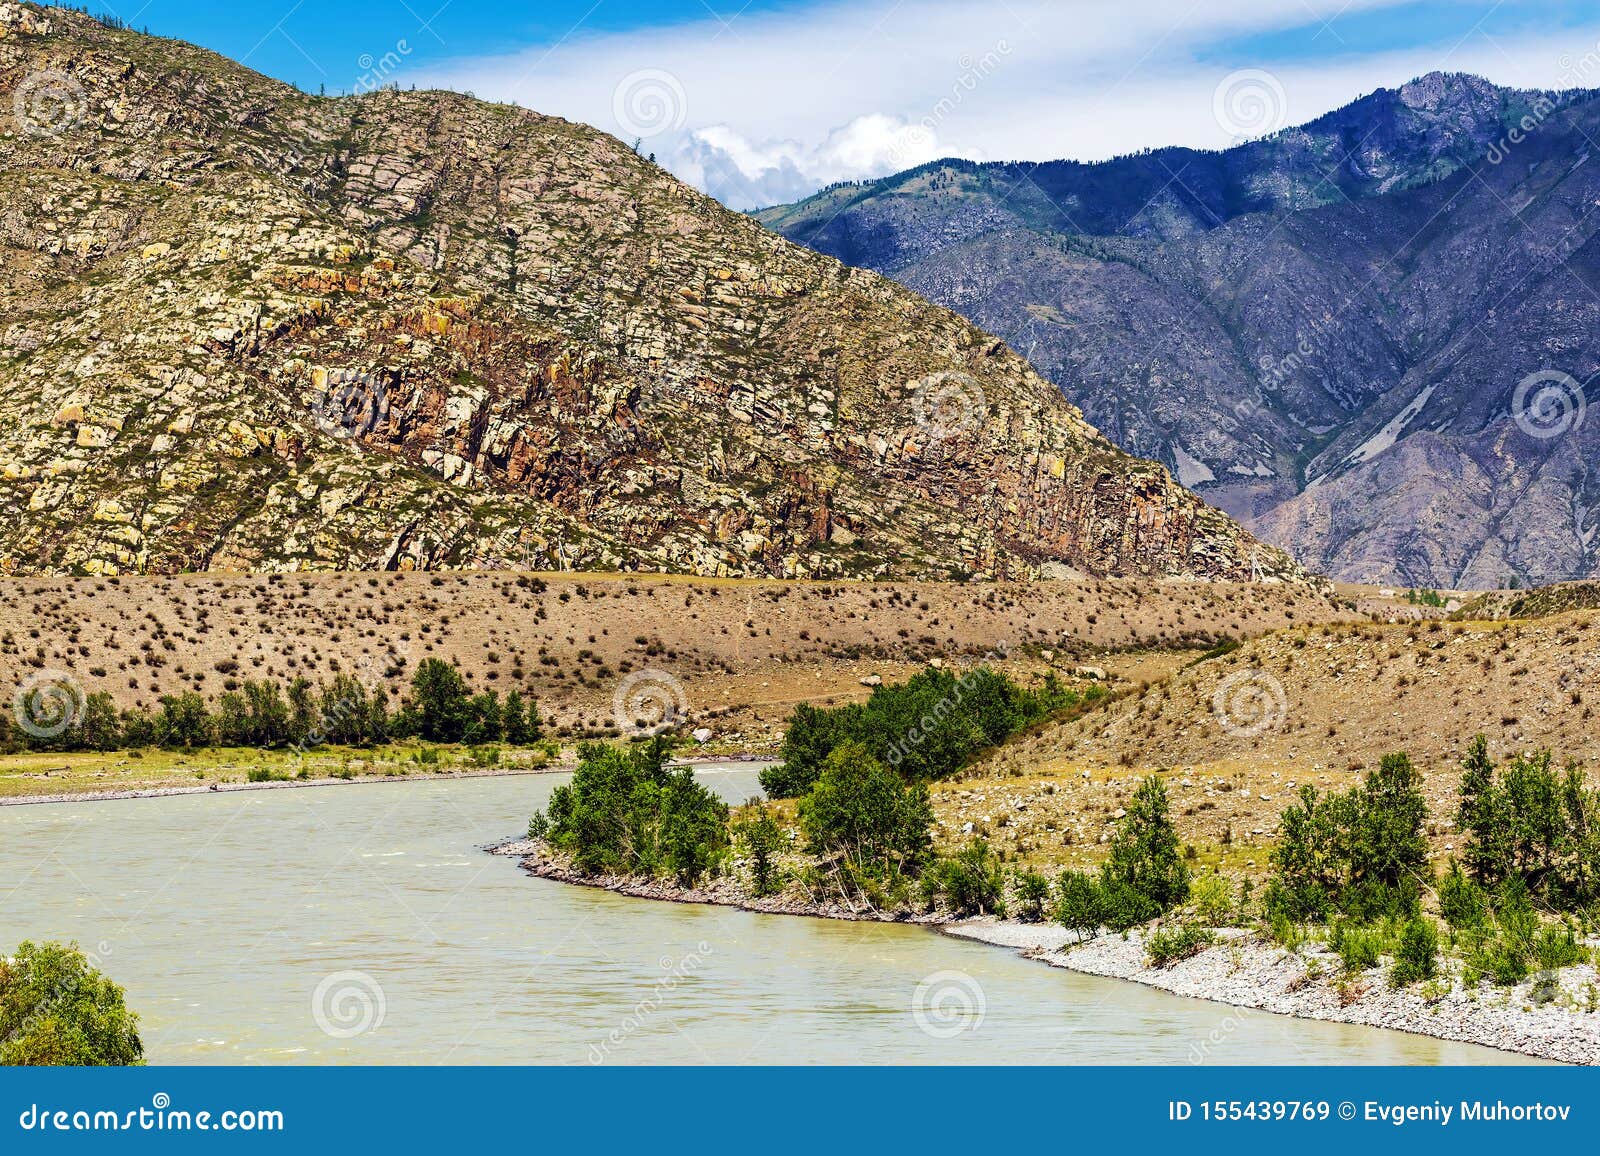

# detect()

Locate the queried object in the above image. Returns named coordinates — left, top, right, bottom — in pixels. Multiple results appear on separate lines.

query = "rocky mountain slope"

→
left=0, top=3, right=1294, bottom=582
left=759, top=74, right=1600, bottom=588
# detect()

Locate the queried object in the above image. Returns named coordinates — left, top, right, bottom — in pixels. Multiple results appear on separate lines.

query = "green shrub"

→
left=1266, top=753, right=1427, bottom=921
left=1099, top=876, right=1160, bottom=932
left=1189, top=873, right=1234, bottom=926
left=1456, top=734, right=1600, bottom=910
left=733, top=803, right=787, bottom=898
left=0, top=941, right=143, bottom=1066
left=924, top=841, right=1006, bottom=916
left=1390, top=918, right=1440, bottom=987
left=1101, top=776, right=1189, bottom=916
left=1438, top=860, right=1489, bottom=933
left=1055, top=870, right=1106, bottom=940
left=1144, top=923, right=1216, bottom=968
left=1533, top=924, right=1590, bottom=970
left=797, top=741, right=932, bottom=872
left=1011, top=869, right=1051, bottom=922
left=761, top=667, right=1091, bottom=797
left=1333, top=923, right=1384, bottom=973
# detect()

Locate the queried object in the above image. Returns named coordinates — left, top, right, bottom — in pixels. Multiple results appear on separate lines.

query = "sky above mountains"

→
left=68, top=0, right=1600, bottom=208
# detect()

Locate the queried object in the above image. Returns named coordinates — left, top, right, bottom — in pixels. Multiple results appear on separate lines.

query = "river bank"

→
left=497, top=840, right=1599, bottom=1065
left=0, top=750, right=769, bottom=807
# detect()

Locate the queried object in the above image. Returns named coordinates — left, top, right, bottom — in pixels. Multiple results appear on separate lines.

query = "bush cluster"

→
left=1056, top=776, right=1190, bottom=937
left=1264, top=753, right=1428, bottom=923
left=761, top=667, right=1092, bottom=797
left=538, top=737, right=729, bottom=885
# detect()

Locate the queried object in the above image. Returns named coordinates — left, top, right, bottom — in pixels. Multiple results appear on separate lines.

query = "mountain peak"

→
left=0, top=5, right=1298, bottom=582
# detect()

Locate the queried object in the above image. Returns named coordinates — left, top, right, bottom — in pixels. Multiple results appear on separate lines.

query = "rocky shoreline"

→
left=947, top=921, right=1600, bottom=1066
left=497, top=841, right=1600, bottom=1065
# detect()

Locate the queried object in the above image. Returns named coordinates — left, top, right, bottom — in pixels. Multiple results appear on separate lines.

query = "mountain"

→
left=758, top=73, right=1600, bottom=588
left=0, top=3, right=1296, bottom=583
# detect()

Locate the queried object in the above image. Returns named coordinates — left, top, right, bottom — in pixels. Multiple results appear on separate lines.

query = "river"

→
left=0, top=767, right=1534, bottom=1064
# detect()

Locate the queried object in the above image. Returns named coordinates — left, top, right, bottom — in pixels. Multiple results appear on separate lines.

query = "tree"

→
left=410, top=659, right=472, bottom=743
left=545, top=738, right=728, bottom=884
left=734, top=803, right=786, bottom=897
left=1056, top=870, right=1106, bottom=940
left=157, top=692, right=211, bottom=748
left=78, top=692, right=121, bottom=752
left=0, top=941, right=143, bottom=1066
left=463, top=691, right=503, bottom=745
left=797, top=741, right=931, bottom=871
left=1101, top=775, right=1189, bottom=914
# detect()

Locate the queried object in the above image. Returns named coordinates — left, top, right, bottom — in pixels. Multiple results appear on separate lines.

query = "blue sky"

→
left=60, top=0, right=1600, bottom=207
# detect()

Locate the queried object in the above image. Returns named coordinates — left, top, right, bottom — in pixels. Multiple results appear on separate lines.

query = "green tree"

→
left=410, top=659, right=472, bottom=743
left=156, top=692, right=211, bottom=748
left=0, top=941, right=143, bottom=1066
left=1101, top=775, right=1189, bottom=915
left=78, top=692, right=121, bottom=752
left=797, top=741, right=932, bottom=872
left=734, top=803, right=787, bottom=897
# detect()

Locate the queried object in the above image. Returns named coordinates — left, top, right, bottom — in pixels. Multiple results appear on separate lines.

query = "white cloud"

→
left=410, top=0, right=1600, bottom=209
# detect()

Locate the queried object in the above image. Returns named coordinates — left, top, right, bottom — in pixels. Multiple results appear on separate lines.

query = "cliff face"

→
left=0, top=3, right=1295, bottom=581
left=760, top=74, right=1600, bottom=588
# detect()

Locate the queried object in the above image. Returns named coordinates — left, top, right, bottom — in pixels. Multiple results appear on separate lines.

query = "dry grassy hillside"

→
left=950, top=610, right=1600, bottom=876
left=0, top=573, right=1347, bottom=746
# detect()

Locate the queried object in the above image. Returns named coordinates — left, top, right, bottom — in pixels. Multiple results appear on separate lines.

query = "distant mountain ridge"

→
left=0, top=2, right=1298, bottom=583
left=759, top=72, right=1600, bottom=588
